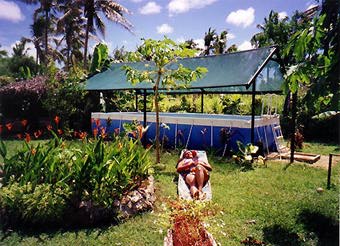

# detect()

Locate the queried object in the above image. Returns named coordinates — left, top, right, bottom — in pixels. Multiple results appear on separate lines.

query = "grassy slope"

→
left=0, top=142, right=339, bottom=246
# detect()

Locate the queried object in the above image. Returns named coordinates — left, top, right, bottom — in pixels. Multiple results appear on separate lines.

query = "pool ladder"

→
left=272, top=125, right=289, bottom=158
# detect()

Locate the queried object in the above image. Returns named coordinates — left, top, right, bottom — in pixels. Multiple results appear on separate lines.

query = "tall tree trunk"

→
left=35, top=47, right=39, bottom=74
left=44, top=8, right=49, bottom=64
left=154, top=71, right=161, bottom=164
left=84, top=20, right=90, bottom=69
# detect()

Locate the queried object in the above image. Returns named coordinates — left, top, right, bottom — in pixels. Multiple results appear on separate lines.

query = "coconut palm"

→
left=57, top=1, right=85, bottom=70
left=83, top=0, right=133, bottom=68
left=203, top=27, right=216, bottom=56
left=213, top=30, right=228, bottom=55
left=20, top=1, right=56, bottom=64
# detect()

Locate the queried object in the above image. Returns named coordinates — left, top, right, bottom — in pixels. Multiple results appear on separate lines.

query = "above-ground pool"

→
left=91, top=112, right=281, bottom=154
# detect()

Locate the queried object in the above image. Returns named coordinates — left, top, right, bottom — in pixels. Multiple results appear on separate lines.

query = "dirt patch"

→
left=311, top=155, right=340, bottom=169
left=267, top=153, right=340, bottom=169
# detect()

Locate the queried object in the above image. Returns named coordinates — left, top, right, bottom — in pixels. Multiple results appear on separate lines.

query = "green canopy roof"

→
left=85, top=46, right=285, bottom=94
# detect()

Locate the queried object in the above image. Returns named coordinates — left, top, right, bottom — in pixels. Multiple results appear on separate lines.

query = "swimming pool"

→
left=91, top=112, right=280, bottom=154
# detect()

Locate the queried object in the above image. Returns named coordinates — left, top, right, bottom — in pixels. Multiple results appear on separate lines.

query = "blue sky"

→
left=0, top=0, right=318, bottom=57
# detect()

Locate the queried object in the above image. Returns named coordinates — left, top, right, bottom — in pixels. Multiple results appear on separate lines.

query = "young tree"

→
left=123, top=38, right=208, bottom=163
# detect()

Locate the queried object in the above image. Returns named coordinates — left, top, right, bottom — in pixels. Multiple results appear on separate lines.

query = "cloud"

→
left=157, top=24, right=173, bottom=34
left=168, top=0, right=217, bottom=15
left=278, top=11, right=288, bottom=20
left=193, top=38, right=204, bottom=50
left=0, top=0, right=24, bottom=22
left=140, top=2, right=161, bottom=15
left=227, top=33, right=235, bottom=40
left=176, top=37, right=186, bottom=44
left=226, top=7, right=255, bottom=28
left=238, top=41, right=253, bottom=51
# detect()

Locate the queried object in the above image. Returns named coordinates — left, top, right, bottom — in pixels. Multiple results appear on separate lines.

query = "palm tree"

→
left=24, top=16, right=45, bottom=67
left=20, top=0, right=55, bottom=64
left=57, top=1, right=85, bottom=70
left=203, top=27, right=216, bottom=56
left=12, top=39, right=30, bottom=57
left=83, top=0, right=133, bottom=68
left=213, top=30, right=228, bottom=55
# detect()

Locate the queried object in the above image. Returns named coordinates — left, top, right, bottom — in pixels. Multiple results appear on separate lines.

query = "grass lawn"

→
left=0, top=141, right=339, bottom=246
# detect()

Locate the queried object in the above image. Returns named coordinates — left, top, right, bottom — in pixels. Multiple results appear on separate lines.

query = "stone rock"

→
left=116, top=175, right=156, bottom=218
left=316, top=187, right=324, bottom=193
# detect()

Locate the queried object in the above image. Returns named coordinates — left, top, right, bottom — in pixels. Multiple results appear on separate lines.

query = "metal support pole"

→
left=201, top=91, right=204, bottom=113
left=290, top=92, right=297, bottom=163
left=251, top=81, right=256, bottom=145
left=142, top=90, right=147, bottom=147
left=327, top=154, right=333, bottom=189
left=135, top=91, right=138, bottom=112
left=143, top=90, right=147, bottom=127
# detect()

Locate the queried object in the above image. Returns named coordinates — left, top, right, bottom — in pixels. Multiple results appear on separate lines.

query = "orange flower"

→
left=100, top=127, right=107, bottom=139
left=17, top=133, right=23, bottom=139
left=118, top=142, right=123, bottom=150
left=47, top=124, right=53, bottom=131
left=93, top=128, right=98, bottom=138
left=54, top=116, right=60, bottom=125
left=34, top=130, right=43, bottom=139
left=5, top=123, right=13, bottom=131
left=21, top=119, right=28, bottom=128
left=31, top=148, right=36, bottom=155
left=25, top=133, right=31, bottom=143
left=95, top=118, right=101, bottom=127
left=57, top=129, right=63, bottom=135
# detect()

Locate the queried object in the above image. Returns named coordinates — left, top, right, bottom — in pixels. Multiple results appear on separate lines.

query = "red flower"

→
left=114, top=128, right=120, bottom=136
left=17, top=133, right=23, bottom=139
left=54, top=116, right=60, bottom=125
left=25, top=133, right=31, bottom=143
left=95, top=118, right=101, bottom=127
left=21, top=119, right=28, bottom=128
left=47, top=125, right=53, bottom=131
left=73, top=131, right=79, bottom=138
left=5, top=123, right=13, bottom=131
left=57, top=129, right=63, bottom=135
left=79, top=131, right=87, bottom=140
left=93, top=128, right=98, bottom=138
left=34, top=130, right=43, bottom=139
left=146, top=144, right=152, bottom=149
left=0, top=125, right=2, bottom=134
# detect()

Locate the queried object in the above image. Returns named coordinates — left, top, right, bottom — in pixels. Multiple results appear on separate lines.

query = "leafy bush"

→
left=0, top=131, right=153, bottom=225
left=0, top=182, right=71, bottom=225
left=232, top=141, right=265, bottom=170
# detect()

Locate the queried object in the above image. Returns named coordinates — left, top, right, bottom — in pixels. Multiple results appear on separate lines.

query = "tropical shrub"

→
left=0, top=182, right=71, bottom=225
left=232, top=141, right=265, bottom=170
left=0, top=76, right=48, bottom=125
left=0, top=131, right=153, bottom=225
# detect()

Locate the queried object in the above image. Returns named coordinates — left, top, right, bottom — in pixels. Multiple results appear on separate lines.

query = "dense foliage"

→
left=0, top=132, right=152, bottom=226
left=252, top=1, right=339, bottom=141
